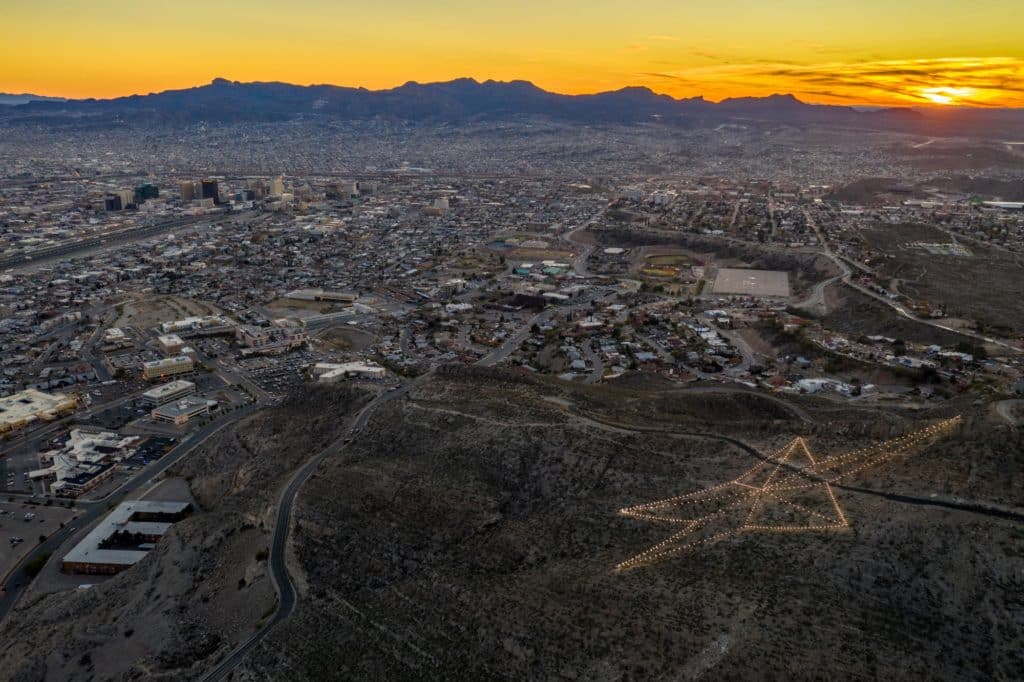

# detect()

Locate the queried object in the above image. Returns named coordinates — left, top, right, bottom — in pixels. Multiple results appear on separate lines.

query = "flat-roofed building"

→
left=62, top=500, right=192, bottom=574
left=151, top=396, right=216, bottom=425
left=0, top=389, right=77, bottom=433
left=50, top=463, right=115, bottom=498
left=158, top=315, right=234, bottom=336
left=30, top=428, right=140, bottom=497
left=157, top=333, right=186, bottom=355
left=313, top=361, right=387, bottom=382
left=102, top=327, right=131, bottom=348
left=141, top=355, right=194, bottom=381
left=140, top=379, right=196, bottom=408
left=235, top=321, right=307, bottom=356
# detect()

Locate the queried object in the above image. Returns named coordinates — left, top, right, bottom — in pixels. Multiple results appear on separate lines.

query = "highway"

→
left=0, top=212, right=236, bottom=272
left=0, top=403, right=260, bottom=623
left=200, top=378, right=422, bottom=681
left=564, top=205, right=607, bottom=278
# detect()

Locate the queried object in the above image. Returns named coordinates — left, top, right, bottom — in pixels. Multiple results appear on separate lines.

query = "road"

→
left=564, top=206, right=607, bottom=277
left=478, top=288, right=616, bottom=368
left=0, top=403, right=260, bottom=622
left=993, top=399, right=1022, bottom=427
left=200, top=378, right=422, bottom=681
left=715, top=327, right=757, bottom=375
left=579, top=342, right=605, bottom=384
left=477, top=309, right=553, bottom=367
left=802, top=208, right=1023, bottom=354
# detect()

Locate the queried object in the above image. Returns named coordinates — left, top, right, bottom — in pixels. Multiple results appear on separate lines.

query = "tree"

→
left=24, top=551, right=52, bottom=577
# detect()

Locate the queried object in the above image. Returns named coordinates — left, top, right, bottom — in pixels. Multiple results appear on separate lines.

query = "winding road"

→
left=801, top=208, right=1023, bottom=354
left=200, top=379, right=421, bottom=681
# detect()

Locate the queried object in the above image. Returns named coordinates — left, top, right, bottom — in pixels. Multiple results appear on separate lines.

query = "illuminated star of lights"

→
left=615, top=416, right=962, bottom=571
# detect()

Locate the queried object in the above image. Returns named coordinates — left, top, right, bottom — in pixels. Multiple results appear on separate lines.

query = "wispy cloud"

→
left=637, top=57, right=1024, bottom=106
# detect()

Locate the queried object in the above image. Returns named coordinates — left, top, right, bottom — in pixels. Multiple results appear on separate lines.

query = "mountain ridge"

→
left=3, top=77, right=1022, bottom=135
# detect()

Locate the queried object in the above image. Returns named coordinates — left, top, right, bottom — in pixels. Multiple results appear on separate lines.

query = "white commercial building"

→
left=313, top=361, right=387, bottom=382
left=140, top=380, right=196, bottom=407
left=159, top=315, right=233, bottom=335
left=236, top=321, right=308, bottom=356
left=151, top=396, right=217, bottom=425
left=30, top=429, right=140, bottom=497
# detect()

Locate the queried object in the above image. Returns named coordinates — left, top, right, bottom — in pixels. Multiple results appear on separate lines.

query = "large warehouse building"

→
left=0, top=389, right=77, bottom=433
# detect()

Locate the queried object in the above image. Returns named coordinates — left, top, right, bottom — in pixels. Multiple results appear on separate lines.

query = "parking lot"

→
left=123, top=437, right=176, bottom=469
left=1, top=444, right=49, bottom=496
left=0, top=500, right=76, bottom=585
left=105, top=349, right=161, bottom=370
left=83, top=401, right=148, bottom=430
left=238, top=348, right=337, bottom=394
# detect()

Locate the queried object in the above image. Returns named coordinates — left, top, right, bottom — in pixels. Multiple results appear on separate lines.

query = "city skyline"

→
left=3, top=0, right=1023, bottom=107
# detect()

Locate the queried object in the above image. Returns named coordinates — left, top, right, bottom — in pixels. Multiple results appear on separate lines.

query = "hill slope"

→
left=0, top=369, right=1019, bottom=679
left=240, top=367, right=1023, bottom=680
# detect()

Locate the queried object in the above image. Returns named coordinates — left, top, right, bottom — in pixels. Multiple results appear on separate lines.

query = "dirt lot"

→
left=113, top=295, right=222, bottom=330
left=314, top=326, right=376, bottom=352
left=506, top=247, right=574, bottom=261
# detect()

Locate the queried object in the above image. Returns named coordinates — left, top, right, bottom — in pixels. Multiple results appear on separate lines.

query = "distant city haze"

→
left=2, top=0, right=1023, bottom=107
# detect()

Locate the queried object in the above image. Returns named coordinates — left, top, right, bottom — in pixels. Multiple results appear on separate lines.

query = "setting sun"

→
left=920, top=86, right=976, bottom=105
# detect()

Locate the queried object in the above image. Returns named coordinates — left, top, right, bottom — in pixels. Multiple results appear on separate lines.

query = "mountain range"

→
left=0, top=92, right=66, bottom=106
left=3, top=78, right=1023, bottom=136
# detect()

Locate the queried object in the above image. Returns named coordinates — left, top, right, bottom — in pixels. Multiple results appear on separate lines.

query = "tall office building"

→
left=270, top=176, right=285, bottom=197
left=179, top=180, right=196, bottom=202
left=248, top=178, right=266, bottom=199
left=201, top=178, right=220, bottom=204
left=134, top=183, right=159, bottom=203
left=104, top=189, right=135, bottom=211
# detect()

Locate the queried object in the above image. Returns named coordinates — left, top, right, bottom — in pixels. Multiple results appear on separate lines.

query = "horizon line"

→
left=4, top=76, right=1017, bottom=111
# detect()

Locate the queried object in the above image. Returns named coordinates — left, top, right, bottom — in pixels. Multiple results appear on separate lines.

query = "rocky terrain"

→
left=236, top=366, right=1023, bottom=680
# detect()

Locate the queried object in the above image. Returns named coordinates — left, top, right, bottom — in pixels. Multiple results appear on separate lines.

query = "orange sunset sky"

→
left=2, top=0, right=1023, bottom=107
